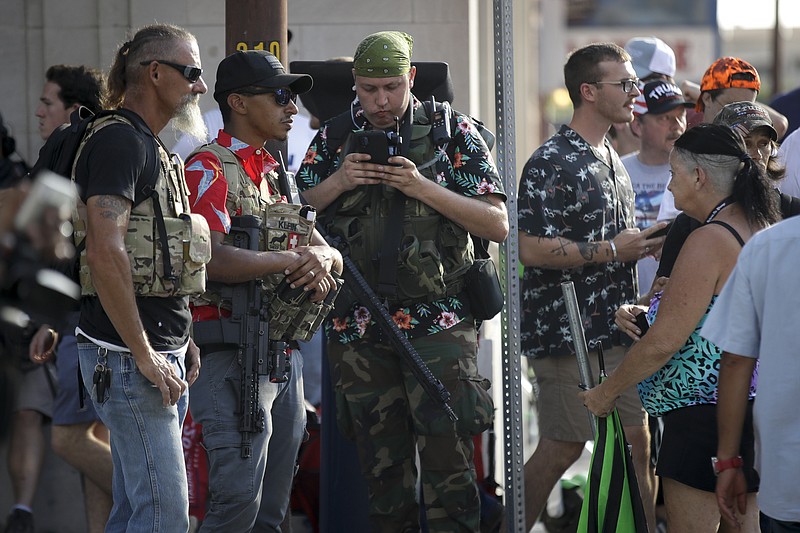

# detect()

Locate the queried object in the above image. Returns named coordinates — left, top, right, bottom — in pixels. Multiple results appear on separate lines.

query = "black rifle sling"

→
left=311, top=221, right=458, bottom=422
left=376, top=103, right=414, bottom=300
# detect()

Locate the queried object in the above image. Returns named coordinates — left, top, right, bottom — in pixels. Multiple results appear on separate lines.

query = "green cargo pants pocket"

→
left=454, top=357, right=494, bottom=436
left=333, top=385, right=357, bottom=440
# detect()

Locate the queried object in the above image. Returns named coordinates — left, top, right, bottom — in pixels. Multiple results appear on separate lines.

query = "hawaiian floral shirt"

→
left=517, top=125, right=637, bottom=358
left=297, top=97, right=505, bottom=344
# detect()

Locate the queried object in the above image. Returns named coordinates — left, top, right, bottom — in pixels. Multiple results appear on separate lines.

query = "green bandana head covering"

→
left=353, top=31, right=413, bottom=78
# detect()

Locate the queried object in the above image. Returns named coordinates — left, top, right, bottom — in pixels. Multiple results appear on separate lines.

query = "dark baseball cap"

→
left=713, top=101, right=777, bottom=141
left=214, top=50, right=313, bottom=104
left=633, top=80, right=692, bottom=116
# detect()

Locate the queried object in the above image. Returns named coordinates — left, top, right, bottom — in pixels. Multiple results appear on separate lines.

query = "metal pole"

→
left=493, top=0, right=524, bottom=531
left=225, top=0, right=288, bottom=162
left=772, top=0, right=782, bottom=95
left=561, top=281, right=597, bottom=435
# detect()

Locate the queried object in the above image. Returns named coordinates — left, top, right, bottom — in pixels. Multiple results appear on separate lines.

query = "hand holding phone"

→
left=634, top=312, right=650, bottom=335
left=352, top=130, right=391, bottom=166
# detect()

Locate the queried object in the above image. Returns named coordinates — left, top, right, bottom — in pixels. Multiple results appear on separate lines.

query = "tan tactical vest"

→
left=327, top=104, right=474, bottom=307
left=72, top=115, right=211, bottom=297
left=189, top=143, right=330, bottom=342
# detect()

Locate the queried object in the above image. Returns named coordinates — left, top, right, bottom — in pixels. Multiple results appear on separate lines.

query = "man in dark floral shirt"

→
left=517, top=43, right=668, bottom=531
left=297, top=31, right=508, bottom=533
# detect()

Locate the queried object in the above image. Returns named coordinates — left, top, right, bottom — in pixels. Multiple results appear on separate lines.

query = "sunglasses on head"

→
left=139, top=60, right=203, bottom=83
left=237, top=87, right=298, bottom=107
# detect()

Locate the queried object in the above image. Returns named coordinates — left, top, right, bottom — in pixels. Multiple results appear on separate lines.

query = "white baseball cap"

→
left=625, top=37, right=676, bottom=79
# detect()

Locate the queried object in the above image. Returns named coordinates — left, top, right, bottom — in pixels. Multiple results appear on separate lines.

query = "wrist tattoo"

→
left=577, top=241, right=602, bottom=262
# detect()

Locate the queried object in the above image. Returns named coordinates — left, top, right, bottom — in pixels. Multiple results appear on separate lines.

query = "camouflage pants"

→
left=328, top=320, right=494, bottom=533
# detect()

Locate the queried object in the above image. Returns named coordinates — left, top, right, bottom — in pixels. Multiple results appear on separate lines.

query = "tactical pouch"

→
left=267, top=276, right=343, bottom=342
left=78, top=212, right=211, bottom=297
left=176, top=213, right=212, bottom=294
left=463, top=258, right=503, bottom=320
left=263, top=203, right=315, bottom=251
left=152, top=213, right=211, bottom=296
left=396, top=235, right=446, bottom=303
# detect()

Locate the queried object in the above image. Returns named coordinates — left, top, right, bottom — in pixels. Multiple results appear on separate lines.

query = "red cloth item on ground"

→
left=183, top=410, right=209, bottom=521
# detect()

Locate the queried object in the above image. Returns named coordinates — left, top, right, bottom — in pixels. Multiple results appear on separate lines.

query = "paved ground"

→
left=0, top=351, right=592, bottom=533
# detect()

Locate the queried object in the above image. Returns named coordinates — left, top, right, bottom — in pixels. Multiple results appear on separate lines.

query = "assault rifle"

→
left=227, top=215, right=269, bottom=458
left=314, top=224, right=458, bottom=422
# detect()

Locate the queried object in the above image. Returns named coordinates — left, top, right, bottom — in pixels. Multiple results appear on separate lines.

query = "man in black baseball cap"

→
left=213, top=49, right=312, bottom=104
left=185, top=50, right=340, bottom=532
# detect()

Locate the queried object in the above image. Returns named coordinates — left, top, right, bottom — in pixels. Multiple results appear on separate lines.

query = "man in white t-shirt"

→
left=622, top=79, right=691, bottom=293
left=777, top=127, right=800, bottom=197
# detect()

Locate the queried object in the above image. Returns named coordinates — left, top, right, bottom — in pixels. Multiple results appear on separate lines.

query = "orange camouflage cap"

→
left=696, top=57, right=760, bottom=112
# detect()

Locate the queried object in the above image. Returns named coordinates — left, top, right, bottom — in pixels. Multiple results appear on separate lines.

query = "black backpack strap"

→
left=146, top=186, right=177, bottom=282
left=779, top=191, right=800, bottom=218
left=376, top=104, right=414, bottom=300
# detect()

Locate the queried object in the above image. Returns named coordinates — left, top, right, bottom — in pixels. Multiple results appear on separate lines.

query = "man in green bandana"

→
left=297, top=31, right=509, bottom=532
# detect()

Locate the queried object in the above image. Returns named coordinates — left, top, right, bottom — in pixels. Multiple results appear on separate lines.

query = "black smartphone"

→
left=352, top=130, right=391, bottom=165
left=634, top=312, right=650, bottom=335
left=646, top=221, right=673, bottom=240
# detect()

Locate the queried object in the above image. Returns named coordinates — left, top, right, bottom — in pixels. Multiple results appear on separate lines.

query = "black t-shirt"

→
left=74, top=114, right=190, bottom=351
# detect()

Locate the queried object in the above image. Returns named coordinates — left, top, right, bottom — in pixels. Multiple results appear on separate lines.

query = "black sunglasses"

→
left=237, top=87, right=298, bottom=107
left=139, top=60, right=203, bottom=83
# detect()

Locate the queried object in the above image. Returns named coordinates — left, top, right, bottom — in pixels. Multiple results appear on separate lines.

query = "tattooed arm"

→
left=85, top=194, right=186, bottom=406
left=517, top=224, right=669, bottom=269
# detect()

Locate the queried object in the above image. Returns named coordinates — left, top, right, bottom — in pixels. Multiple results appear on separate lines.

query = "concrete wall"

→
left=0, top=0, right=530, bottom=164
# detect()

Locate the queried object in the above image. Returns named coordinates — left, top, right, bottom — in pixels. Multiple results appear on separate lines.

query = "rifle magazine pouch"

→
left=268, top=276, right=343, bottom=342
left=464, top=258, right=503, bottom=320
left=155, top=213, right=211, bottom=295
left=180, top=213, right=212, bottom=294
left=396, top=235, right=447, bottom=303
left=264, top=203, right=315, bottom=251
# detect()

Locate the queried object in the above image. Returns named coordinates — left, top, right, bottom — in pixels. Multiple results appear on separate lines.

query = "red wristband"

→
left=711, top=455, right=743, bottom=476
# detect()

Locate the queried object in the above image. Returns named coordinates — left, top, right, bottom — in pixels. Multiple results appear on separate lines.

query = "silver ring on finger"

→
left=309, top=271, right=315, bottom=278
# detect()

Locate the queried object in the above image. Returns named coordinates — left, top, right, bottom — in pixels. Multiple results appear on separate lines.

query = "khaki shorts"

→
left=14, top=363, right=56, bottom=418
left=532, top=345, right=645, bottom=442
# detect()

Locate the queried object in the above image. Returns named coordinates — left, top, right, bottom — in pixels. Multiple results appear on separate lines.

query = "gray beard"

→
left=172, top=96, right=207, bottom=142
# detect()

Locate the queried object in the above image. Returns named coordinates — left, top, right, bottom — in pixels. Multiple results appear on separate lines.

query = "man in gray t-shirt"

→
left=622, top=79, right=691, bottom=293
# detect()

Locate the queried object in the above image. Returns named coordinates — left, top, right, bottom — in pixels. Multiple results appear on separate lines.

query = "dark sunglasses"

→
left=139, top=60, right=203, bottom=83
left=237, top=87, right=298, bottom=107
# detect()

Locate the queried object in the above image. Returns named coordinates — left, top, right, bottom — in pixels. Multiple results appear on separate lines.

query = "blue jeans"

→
left=77, top=342, right=189, bottom=533
left=190, top=346, right=306, bottom=532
